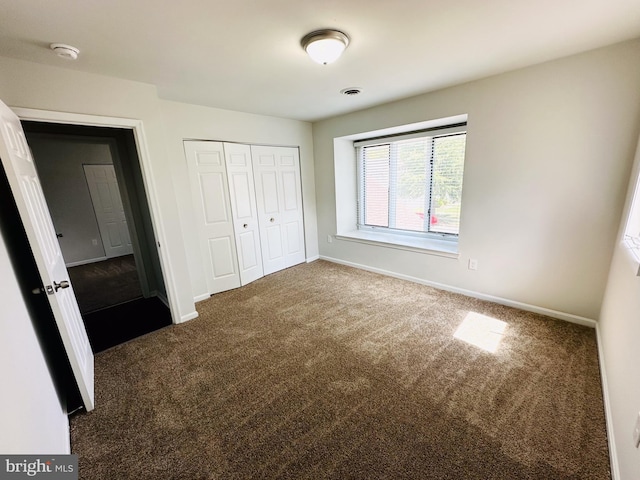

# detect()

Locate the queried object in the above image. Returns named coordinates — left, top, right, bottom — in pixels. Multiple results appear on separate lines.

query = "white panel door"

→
left=223, top=143, right=264, bottom=286
left=184, top=141, right=240, bottom=295
left=251, top=145, right=305, bottom=275
left=0, top=99, right=94, bottom=411
left=83, top=164, right=133, bottom=258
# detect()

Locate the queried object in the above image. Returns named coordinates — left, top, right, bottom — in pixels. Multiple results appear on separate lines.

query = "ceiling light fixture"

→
left=301, top=29, right=349, bottom=65
left=50, top=43, right=79, bottom=60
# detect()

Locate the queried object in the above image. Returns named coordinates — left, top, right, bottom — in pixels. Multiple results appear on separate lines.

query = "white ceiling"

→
left=1, top=0, right=640, bottom=122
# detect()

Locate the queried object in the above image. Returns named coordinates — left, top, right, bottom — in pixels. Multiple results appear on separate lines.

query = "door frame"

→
left=13, top=107, right=179, bottom=324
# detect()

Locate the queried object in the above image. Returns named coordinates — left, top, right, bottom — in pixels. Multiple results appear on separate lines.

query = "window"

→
left=356, top=123, right=467, bottom=240
left=623, top=155, right=640, bottom=272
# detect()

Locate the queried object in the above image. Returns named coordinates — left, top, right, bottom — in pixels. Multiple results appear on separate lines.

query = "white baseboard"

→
left=595, top=324, right=620, bottom=480
left=306, top=255, right=320, bottom=263
left=319, top=255, right=597, bottom=328
left=183, top=286, right=206, bottom=323
left=194, top=293, right=210, bottom=303
left=179, top=311, right=199, bottom=324
left=65, top=256, right=108, bottom=268
left=63, top=416, right=71, bottom=455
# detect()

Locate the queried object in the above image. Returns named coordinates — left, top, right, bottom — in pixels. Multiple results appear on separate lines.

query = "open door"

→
left=0, top=99, right=94, bottom=411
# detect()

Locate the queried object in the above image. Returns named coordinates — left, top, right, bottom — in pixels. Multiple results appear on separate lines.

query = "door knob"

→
left=54, top=280, right=70, bottom=291
left=270, top=217, right=275, bottom=222
left=243, top=223, right=248, bottom=228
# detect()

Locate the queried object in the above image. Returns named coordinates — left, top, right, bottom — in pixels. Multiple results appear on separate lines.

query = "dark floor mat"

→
left=83, top=297, right=171, bottom=353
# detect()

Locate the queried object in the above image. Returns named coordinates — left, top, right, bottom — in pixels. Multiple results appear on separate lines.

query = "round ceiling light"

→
left=50, top=43, right=80, bottom=60
left=301, top=29, right=349, bottom=65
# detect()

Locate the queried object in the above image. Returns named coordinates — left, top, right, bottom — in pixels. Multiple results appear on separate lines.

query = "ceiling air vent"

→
left=340, top=88, right=362, bottom=96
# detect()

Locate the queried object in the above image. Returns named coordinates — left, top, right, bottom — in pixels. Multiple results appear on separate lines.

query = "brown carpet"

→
left=68, top=255, right=143, bottom=313
left=70, top=260, right=610, bottom=479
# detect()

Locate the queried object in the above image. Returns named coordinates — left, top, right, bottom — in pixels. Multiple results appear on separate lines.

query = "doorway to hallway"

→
left=22, top=121, right=171, bottom=352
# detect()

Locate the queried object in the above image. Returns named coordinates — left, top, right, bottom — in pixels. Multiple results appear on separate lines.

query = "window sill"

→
left=336, top=230, right=459, bottom=258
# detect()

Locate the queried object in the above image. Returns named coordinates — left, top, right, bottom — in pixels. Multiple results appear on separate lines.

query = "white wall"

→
left=29, top=137, right=114, bottom=265
left=159, top=100, right=317, bottom=300
left=313, top=39, right=640, bottom=321
left=0, top=226, right=69, bottom=454
left=599, top=135, right=640, bottom=480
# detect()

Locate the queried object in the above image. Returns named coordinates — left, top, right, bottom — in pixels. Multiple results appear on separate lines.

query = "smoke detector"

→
left=340, top=87, right=362, bottom=96
left=50, top=43, right=79, bottom=60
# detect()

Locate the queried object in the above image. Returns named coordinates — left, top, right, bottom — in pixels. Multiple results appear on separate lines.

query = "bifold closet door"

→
left=184, top=141, right=241, bottom=295
left=223, top=142, right=264, bottom=286
left=251, top=145, right=306, bottom=275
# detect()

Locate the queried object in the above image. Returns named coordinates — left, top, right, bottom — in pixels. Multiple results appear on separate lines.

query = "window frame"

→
left=355, top=123, right=467, bottom=243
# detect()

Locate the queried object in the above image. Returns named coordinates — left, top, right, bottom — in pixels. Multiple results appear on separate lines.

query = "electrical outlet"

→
left=327, top=235, right=333, bottom=244
left=468, top=259, right=478, bottom=271
left=634, top=412, right=640, bottom=448
left=92, top=238, right=98, bottom=246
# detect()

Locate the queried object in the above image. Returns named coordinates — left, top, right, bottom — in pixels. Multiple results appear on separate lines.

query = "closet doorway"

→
left=22, top=122, right=172, bottom=352
left=184, top=140, right=306, bottom=296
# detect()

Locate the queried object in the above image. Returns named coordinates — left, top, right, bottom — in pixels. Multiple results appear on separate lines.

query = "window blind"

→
left=357, top=126, right=466, bottom=237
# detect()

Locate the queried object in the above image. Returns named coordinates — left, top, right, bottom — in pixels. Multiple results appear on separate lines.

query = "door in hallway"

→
left=84, top=164, right=133, bottom=259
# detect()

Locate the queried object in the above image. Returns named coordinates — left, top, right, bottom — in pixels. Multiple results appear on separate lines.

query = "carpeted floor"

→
left=70, top=260, right=610, bottom=479
left=68, top=254, right=143, bottom=314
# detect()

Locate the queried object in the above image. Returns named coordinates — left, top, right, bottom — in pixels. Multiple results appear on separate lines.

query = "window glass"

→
left=358, top=127, right=466, bottom=237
